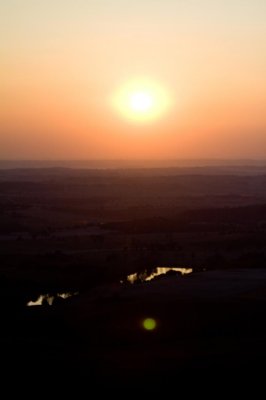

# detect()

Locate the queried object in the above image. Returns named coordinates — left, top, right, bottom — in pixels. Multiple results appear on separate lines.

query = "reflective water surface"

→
left=27, top=292, right=79, bottom=306
left=124, top=267, right=193, bottom=284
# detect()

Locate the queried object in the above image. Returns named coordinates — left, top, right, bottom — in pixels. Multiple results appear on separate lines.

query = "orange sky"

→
left=1, top=1, right=266, bottom=159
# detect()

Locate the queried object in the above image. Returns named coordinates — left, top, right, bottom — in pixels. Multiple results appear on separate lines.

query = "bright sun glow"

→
left=112, top=79, right=171, bottom=123
left=130, top=92, right=154, bottom=112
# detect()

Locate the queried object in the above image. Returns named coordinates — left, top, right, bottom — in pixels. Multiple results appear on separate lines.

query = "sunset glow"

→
left=0, top=1, right=265, bottom=159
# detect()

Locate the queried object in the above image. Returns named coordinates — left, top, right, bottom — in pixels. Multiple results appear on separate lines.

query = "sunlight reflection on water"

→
left=27, top=292, right=78, bottom=306
left=123, top=267, right=193, bottom=284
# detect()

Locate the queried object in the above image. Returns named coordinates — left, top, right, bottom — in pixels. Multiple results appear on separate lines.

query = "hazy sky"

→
left=1, top=0, right=265, bottom=159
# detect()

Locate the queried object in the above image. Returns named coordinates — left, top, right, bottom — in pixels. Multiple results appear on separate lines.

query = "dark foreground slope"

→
left=2, top=269, right=266, bottom=392
left=0, top=166, right=265, bottom=392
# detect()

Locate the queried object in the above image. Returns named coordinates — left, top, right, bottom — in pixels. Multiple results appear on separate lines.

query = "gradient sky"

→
left=1, top=0, right=266, bottom=159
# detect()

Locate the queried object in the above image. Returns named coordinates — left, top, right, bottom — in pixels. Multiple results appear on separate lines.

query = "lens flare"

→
left=143, top=318, right=157, bottom=331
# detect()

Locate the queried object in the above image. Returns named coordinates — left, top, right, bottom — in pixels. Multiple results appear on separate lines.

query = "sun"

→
left=129, top=92, right=154, bottom=112
left=111, top=79, right=170, bottom=123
